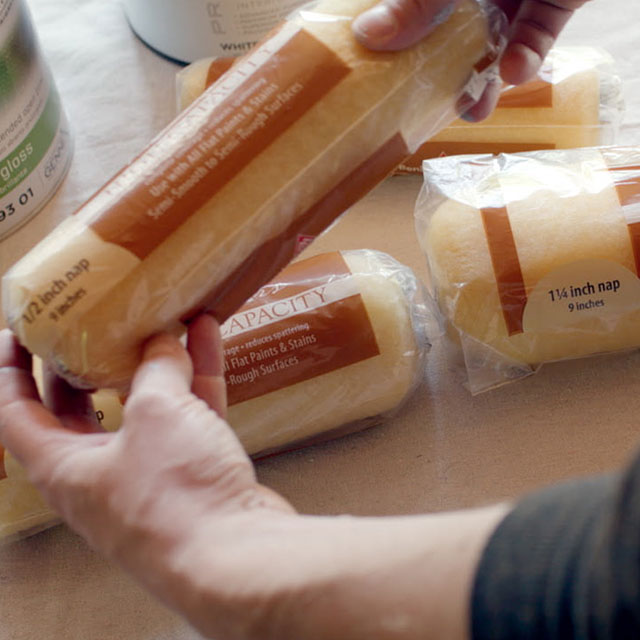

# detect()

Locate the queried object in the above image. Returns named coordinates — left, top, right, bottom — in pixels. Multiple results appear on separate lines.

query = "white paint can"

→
left=122, top=0, right=307, bottom=63
left=0, top=0, right=72, bottom=240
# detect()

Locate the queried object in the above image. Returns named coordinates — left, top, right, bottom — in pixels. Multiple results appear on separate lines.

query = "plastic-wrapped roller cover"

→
left=86, top=250, right=433, bottom=453
left=397, top=46, right=624, bottom=172
left=406, top=47, right=624, bottom=168
left=0, top=448, right=59, bottom=544
left=415, top=146, right=640, bottom=393
left=223, top=249, right=432, bottom=456
left=177, top=46, right=624, bottom=172
left=2, top=0, right=503, bottom=393
left=90, top=249, right=433, bottom=456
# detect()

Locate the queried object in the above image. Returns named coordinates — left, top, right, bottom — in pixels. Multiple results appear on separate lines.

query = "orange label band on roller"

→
left=481, top=206, right=528, bottom=336
left=183, top=132, right=410, bottom=323
left=603, top=154, right=640, bottom=276
left=222, top=252, right=380, bottom=406
left=205, top=58, right=235, bottom=87
left=0, top=446, right=6, bottom=480
left=626, top=224, right=640, bottom=277
left=498, top=78, right=553, bottom=109
left=86, top=25, right=351, bottom=259
left=607, top=164, right=640, bottom=209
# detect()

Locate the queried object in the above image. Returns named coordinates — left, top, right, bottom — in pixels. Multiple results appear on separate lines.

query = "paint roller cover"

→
left=2, top=0, right=501, bottom=392
left=178, top=47, right=623, bottom=170
left=225, top=249, right=429, bottom=457
left=89, top=250, right=430, bottom=456
left=417, top=146, right=640, bottom=387
left=399, top=46, right=623, bottom=170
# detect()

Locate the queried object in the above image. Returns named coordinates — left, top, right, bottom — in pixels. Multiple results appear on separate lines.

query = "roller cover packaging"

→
left=91, top=250, right=431, bottom=456
left=398, top=46, right=623, bottom=170
left=1, top=0, right=501, bottom=392
left=223, top=249, right=430, bottom=455
left=177, top=46, right=624, bottom=168
left=416, top=146, right=640, bottom=393
left=0, top=448, right=58, bottom=543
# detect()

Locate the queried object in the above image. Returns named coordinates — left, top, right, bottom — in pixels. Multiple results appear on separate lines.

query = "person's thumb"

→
left=352, top=0, right=459, bottom=50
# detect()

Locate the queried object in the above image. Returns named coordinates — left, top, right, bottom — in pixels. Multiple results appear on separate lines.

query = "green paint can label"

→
left=0, top=0, right=72, bottom=239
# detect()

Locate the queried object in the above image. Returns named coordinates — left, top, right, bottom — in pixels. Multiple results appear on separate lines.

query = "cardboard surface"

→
left=1, top=1, right=640, bottom=638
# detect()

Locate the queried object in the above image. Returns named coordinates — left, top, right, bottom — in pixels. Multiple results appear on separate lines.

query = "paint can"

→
left=0, top=0, right=72, bottom=240
left=122, top=0, right=307, bottom=63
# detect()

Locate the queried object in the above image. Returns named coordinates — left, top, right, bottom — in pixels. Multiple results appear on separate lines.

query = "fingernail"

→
left=431, top=2, right=455, bottom=27
left=352, top=5, right=399, bottom=45
left=460, top=111, right=477, bottom=122
left=143, top=333, right=180, bottom=359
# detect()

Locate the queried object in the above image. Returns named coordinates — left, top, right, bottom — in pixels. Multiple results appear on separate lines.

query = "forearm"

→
left=157, top=504, right=510, bottom=640
left=0, top=325, right=514, bottom=640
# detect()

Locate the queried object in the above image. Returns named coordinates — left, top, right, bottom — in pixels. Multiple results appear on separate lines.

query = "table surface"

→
left=2, top=1, right=640, bottom=638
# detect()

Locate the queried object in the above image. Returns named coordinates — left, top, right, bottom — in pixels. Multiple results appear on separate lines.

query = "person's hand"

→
left=353, top=0, right=590, bottom=120
left=0, top=317, right=292, bottom=634
left=0, top=319, right=507, bottom=640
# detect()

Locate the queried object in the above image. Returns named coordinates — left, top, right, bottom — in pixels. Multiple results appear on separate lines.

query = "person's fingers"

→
left=187, top=314, right=228, bottom=419
left=0, top=329, right=40, bottom=407
left=130, top=333, right=194, bottom=398
left=352, top=0, right=460, bottom=50
left=42, top=362, right=103, bottom=434
left=0, top=330, right=94, bottom=473
left=459, top=74, right=502, bottom=122
left=496, top=0, right=589, bottom=85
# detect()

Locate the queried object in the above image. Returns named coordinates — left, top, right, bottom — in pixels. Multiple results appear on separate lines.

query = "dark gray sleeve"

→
left=471, top=451, right=640, bottom=640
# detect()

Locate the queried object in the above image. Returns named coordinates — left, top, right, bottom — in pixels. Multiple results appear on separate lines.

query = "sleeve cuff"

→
left=471, top=472, right=619, bottom=640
